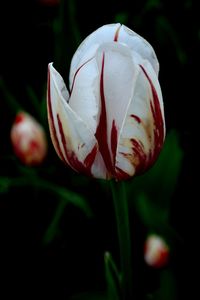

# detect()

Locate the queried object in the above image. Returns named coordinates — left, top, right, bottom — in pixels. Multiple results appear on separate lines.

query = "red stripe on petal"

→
left=57, top=113, right=97, bottom=176
left=70, top=57, right=94, bottom=95
left=84, top=145, right=98, bottom=168
left=154, top=248, right=169, bottom=268
left=140, top=65, right=165, bottom=164
left=130, top=114, right=141, bottom=124
left=15, top=113, right=25, bottom=124
left=114, top=25, right=121, bottom=42
left=119, top=139, right=147, bottom=176
left=47, top=67, right=66, bottom=162
left=111, top=119, right=118, bottom=166
left=115, top=166, right=131, bottom=181
left=131, top=139, right=147, bottom=173
left=56, top=113, right=69, bottom=161
left=95, top=53, right=114, bottom=176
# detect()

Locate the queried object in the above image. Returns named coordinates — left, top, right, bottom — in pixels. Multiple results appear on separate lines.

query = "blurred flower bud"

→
left=11, top=111, right=47, bottom=166
left=144, top=234, right=169, bottom=268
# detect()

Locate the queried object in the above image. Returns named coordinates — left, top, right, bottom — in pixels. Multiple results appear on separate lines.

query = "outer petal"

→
left=118, top=25, right=159, bottom=76
left=47, top=63, right=107, bottom=178
left=69, top=23, right=121, bottom=86
left=69, top=56, right=100, bottom=134
left=115, top=59, right=165, bottom=180
left=69, top=23, right=159, bottom=86
left=94, top=42, right=136, bottom=176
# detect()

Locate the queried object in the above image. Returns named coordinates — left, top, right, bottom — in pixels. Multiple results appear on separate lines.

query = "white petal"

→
left=91, top=152, right=110, bottom=180
left=95, top=42, right=136, bottom=174
left=118, top=25, right=160, bottom=76
left=69, top=23, right=121, bottom=85
left=47, top=63, right=107, bottom=179
left=69, top=43, right=100, bottom=89
left=69, top=57, right=100, bottom=134
left=115, top=60, right=165, bottom=180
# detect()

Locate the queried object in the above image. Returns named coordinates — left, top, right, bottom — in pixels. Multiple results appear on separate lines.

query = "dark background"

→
left=0, top=0, right=198, bottom=299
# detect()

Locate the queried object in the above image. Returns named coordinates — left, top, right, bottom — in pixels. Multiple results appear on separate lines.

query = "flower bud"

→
left=11, top=111, right=47, bottom=166
left=144, top=234, right=169, bottom=268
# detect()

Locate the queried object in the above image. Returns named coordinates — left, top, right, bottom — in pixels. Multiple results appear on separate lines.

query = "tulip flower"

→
left=47, top=23, right=165, bottom=180
left=11, top=111, right=47, bottom=166
left=144, top=234, right=169, bottom=268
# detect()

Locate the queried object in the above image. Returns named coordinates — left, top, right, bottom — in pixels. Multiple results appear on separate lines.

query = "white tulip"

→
left=47, top=24, right=165, bottom=180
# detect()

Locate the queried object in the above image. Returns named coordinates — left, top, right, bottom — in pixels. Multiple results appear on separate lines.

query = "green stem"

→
left=110, top=180, right=133, bottom=300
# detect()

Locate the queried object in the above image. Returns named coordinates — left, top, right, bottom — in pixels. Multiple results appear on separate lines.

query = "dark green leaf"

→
left=43, top=198, right=66, bottom=244
left=104, top=252, right=121, bottom=300
left=0, top=176, right=93, bottom=218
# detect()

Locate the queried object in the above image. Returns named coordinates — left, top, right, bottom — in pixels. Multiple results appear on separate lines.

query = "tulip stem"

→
left=110, top=180, right=133, bottom=300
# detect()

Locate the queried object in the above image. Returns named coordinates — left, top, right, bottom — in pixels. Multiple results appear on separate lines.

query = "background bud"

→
left=10, top=111, right=47, bottom=166
left=144, top=234, right=169, bottom=268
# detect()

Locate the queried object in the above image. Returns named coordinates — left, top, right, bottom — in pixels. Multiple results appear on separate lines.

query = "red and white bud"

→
left=47, top=24, right=165, bottom=180
left=11, top=111, right=47, bottom=166
left=144, top=234, right=169, bottom=268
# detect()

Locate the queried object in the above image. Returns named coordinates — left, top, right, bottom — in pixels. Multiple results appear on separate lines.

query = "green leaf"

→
left=0, top=176, right=93, bottom=219
left=104, top=252, right=121, bottom=300
left=43, top=199, right=66, bottom=244
left=51, top=184, right=93, bottom=218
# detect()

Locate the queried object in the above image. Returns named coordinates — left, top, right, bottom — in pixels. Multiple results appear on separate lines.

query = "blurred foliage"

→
left=130, top=130, right=183, bottom=226
left=153, top=269, right=177, bottom=300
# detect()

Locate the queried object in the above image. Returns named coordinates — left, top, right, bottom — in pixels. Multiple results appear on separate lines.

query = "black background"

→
left=0, top=0, right=198, bottom=299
